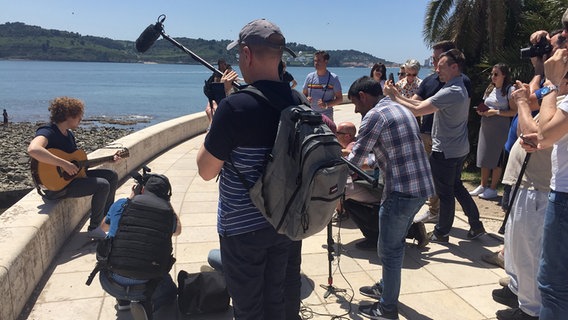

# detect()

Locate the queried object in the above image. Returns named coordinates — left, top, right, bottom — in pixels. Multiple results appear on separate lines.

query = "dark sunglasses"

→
left=406, top=73, right=417, bottom=77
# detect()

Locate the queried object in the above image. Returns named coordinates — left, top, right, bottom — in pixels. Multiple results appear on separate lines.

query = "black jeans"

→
left=220, top=227, right=294, bottom=320
left=430, top=152, right=482, bottom=236
left=62, top=169, right=118, bottom=229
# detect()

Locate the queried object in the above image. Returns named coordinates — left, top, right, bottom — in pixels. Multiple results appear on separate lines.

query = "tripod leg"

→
left=319, top=221, right=346, bottom=298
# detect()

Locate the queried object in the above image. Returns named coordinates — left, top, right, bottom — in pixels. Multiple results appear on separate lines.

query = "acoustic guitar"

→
left=30, top=148, right=129, bottom=192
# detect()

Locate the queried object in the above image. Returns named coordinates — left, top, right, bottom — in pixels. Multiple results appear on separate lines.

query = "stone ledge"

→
left=0, top=112, right=208, bottom=320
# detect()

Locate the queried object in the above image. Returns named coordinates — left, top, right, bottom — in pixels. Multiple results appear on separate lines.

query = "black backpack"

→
left=86, top=193, right=176, bottom=285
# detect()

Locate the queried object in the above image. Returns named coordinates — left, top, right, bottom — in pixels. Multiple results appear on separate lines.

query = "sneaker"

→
left=413, top=210, right=438, bottom=223
left=413, top=222, right=429, bottom=249
left=482, top=251, right=504, bottom=268
left=427, top=230, right=449, bottom=243
left=130, top=301, right=149, bottom=320
left=87, top=226, right=107, bottom=239
left=359, top=282, right=383, bottom=300
left=469, top=185, right=485, bottom=196
left=358, top=301, right=399, bottom=320
left=496, top=307, right=538, bottom=320
left=116, top=299, right=131, bottom=311
left=492, top=286, right=519, bottom=308
left=355, top=239, right=377, bottom=251
left=466, top=226, right=486, bottom=240
left=479, top=188, right=499, bottom=199
left=499, top=276, right=510, bottom=287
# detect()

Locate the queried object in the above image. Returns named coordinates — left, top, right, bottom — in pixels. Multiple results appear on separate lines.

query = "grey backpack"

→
left=235, top=87, right=349, bottom=240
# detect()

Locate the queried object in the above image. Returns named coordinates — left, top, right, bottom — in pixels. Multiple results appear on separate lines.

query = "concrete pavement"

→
left=17, top=104, right=507, bottom=320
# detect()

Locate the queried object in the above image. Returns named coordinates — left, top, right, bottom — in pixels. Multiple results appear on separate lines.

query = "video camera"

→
left=130, top=165, right=152, bottom=195
left=520, top=37, right=553, bottom=59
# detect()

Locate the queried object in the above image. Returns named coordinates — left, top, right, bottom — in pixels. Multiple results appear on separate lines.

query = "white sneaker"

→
left=469, top=185, right=485, bottom=196
left=87, top=226, right=107, bottom=239
left=413, top=210, right=438, bottom=223
left=479, top=188, right=498, bottom=199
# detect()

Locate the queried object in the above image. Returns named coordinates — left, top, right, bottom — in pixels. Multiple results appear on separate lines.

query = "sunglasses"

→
left=491, top=73, right=501, bottom=76
left=406, top=73, right=417, bottom=77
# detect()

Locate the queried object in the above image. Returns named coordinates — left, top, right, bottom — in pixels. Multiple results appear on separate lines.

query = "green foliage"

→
left=423, top=0, right=568, bottom=169
left=0, top=22, right=389, bottom=67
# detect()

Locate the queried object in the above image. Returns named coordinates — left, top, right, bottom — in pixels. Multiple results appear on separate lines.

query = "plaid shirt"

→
left=347, top=97, right=435, bottom=199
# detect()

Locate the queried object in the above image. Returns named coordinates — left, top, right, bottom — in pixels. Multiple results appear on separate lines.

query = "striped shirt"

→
left=347, top=97, right=435, bottom=199
left=204, top=80, right=300, bottom=236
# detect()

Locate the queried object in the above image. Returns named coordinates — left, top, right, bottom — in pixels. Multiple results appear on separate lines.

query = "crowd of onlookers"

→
left=27, top=11, right=568, bottom=320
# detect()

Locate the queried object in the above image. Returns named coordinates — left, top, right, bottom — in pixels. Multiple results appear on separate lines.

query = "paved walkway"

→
left=19, top=105, right=507, bottom=320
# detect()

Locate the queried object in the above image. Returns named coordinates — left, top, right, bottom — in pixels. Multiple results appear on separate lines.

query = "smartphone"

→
left=520, top=134, right=537, bottom=148
left=388, top=72, right=395, bottom=84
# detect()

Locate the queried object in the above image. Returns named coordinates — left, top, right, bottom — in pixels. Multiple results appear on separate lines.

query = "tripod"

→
left=319, top=221, right=346, bottom=298
left=319, top=158, right=378, bottom=298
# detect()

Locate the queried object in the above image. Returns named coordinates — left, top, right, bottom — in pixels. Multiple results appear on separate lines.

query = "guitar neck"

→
left=85, top=155, right=115, bottom=168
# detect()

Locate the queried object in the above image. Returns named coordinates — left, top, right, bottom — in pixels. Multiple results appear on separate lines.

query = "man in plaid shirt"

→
left=346, top=76, right=434, bottom=320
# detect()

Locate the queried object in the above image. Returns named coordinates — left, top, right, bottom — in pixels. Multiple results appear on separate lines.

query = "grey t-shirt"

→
left=428, top=75, right=470, bottom=158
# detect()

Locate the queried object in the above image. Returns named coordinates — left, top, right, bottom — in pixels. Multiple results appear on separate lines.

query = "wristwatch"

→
left=535, top=84, right=559, bottom=100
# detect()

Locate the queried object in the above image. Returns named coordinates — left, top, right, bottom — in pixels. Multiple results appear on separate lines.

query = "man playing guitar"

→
left=28, top=96, right=120, bottom=239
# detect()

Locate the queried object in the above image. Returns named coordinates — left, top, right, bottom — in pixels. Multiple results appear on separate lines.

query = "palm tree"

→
left=424, top=0, right=568, bottom=169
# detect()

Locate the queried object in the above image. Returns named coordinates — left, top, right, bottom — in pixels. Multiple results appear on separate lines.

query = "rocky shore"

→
left=0, top=122, right=134, bottom=209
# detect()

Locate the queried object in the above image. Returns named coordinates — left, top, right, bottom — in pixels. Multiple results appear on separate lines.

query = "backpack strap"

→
left=228, top=86, right=309, bottom=190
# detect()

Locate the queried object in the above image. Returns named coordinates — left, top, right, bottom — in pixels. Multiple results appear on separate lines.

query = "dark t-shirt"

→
left=35, top=123, right=77, bottom=153
left=282, top=71, right=294, bottom=83
left=204, top=80, right=304, bottom=236
left=416, top=73, right=472, bottom=133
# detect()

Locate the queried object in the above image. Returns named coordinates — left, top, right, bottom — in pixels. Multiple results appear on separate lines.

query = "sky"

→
left=1, top=0, right=433, bottom=64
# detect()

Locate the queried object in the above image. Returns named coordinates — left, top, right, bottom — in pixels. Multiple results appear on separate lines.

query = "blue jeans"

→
left=538, top=190, right=568, bottom=319
left=377, top=191, right=426, bottom=312
left=430, top=152, right=482, bottom=236
left=220, top=227, right=293, bottom=320
left=99, top=271, right=177, bottom=311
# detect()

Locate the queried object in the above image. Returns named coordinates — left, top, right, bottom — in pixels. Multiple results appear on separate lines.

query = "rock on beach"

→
left=0, top=122, right=134, bottom=205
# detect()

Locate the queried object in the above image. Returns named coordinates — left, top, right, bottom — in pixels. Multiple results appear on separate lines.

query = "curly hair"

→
left=48, top=97, right=84, bottom=124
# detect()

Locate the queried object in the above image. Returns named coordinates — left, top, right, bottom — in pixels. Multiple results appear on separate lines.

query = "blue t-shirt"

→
left=204, top=81, right=302, bottom=237
left=302, top=70, right=342, bottom=120
left=35, top=123, right=77, bottom=153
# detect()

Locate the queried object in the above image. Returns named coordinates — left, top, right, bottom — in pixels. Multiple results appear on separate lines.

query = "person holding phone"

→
left=469, top=63, right=517, bottom=200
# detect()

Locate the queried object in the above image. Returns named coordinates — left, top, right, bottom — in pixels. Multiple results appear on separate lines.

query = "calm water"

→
left=0, top=60, right=433, bottom=129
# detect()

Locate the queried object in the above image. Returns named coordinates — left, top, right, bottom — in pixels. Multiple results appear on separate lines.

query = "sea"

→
left=0, top=60, right=433, bottom=129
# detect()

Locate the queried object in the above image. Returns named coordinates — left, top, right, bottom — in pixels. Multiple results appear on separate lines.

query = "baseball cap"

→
left=227, top=19, right=297, bottom=58
left=144, top=174, right=172, bottom=200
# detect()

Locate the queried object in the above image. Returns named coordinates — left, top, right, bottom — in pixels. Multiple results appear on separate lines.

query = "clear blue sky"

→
left=1, top=0, right=433, bottom=64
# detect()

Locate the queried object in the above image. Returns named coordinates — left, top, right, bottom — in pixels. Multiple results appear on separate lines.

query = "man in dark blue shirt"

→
left=196, top=19, right=302, bottom=320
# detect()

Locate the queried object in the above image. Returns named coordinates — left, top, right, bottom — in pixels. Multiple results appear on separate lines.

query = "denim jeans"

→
left=61, top=169, right=118, bottom=229
left=377, top=191, right=426, bottom=312
left=99, top=271, right=177, bottom=312
left=220, top=227, right=293, bottom=320
left=430, top=152, right=482, bottom=236
left=538, top=190, right=568, bottom=319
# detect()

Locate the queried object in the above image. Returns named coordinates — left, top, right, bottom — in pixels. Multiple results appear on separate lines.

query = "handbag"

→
left=177, top=270, right=230, bottom=315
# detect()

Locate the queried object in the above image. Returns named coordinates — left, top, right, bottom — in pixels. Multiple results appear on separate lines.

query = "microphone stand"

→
left=319, top=158, right=378, bottom=298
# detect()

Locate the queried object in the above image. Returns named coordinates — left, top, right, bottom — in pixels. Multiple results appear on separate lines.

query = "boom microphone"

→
left=136, top=14, right=244, bottom=89
left=136, top=15, right=165, bottom=53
